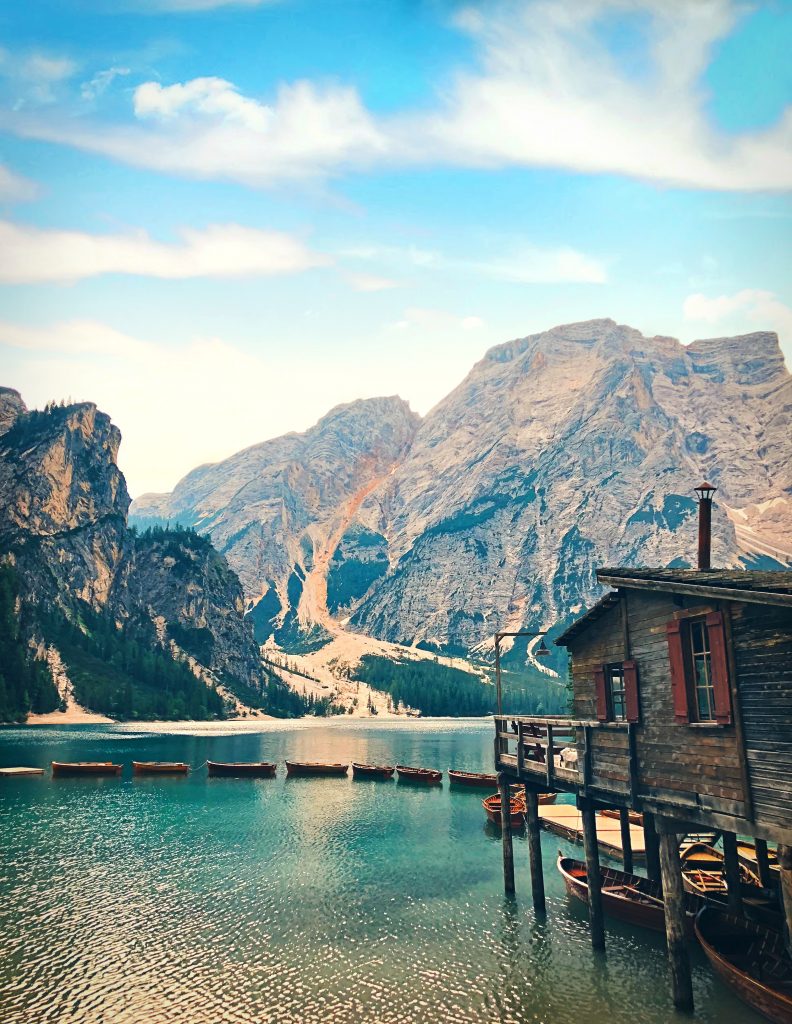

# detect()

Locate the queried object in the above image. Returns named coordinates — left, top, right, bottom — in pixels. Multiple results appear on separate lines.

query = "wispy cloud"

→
left=340, top=240, right=607, bottom=285
left=389, top=307, right=486, bottom=333
left=0, top=164, right=38, bottom=202
left=0, top=220, right=330, bottom=283
left=1, top=1, right=789, bottom=191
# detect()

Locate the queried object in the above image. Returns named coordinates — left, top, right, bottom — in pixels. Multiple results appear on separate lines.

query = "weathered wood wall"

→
left=568, top=589, right=749, bottom=820
left=730, top=602, right=792, bottom=831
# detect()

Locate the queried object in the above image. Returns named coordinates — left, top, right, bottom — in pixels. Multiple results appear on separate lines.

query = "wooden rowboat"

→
left=207, top=760, right=276, bottom=777
left=557, top=853, right=700, bottom=937
left=738, top=841, right=781, bottom=879
left=51, top=761, right=122, bottom=776
left=395, top=764, right=442, bottom=784
left=681, top=842, right=759, bottom=897
left=483, top=793, right=525, bottom=828
left=695, top=907, right=792, bottom=1024
left=600, top=808, right=643, bottom=827
left=285, top=761, right=349, bottom=777
left=132, top=761, right=189, bottom=774
left=352, top=763, right=395, bottom=779
left=448, top=769, right=498, bottom=787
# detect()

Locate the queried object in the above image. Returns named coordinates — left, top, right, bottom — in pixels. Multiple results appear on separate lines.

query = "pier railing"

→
left=494, top=715, right=636, bottom=802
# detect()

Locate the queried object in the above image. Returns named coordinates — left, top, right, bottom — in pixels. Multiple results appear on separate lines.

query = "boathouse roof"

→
left=556, top=568, right=792, bottom=645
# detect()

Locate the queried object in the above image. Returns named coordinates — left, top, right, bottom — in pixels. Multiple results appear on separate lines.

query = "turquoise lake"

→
left=0, top=719, right=759, bottom=1024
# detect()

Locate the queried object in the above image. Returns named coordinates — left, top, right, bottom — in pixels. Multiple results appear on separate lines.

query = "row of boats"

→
left=48, top=760, right=494, bottom=782
left=557, top=848, right=791, bottom=1023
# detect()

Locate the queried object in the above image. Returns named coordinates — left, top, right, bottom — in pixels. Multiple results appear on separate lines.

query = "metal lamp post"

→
left=694, top=481, right=717, bottom=569
left=494, top=630, right=551, bottom=716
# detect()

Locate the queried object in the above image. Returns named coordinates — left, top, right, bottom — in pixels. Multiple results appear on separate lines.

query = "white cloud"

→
left=0, top=48, right=76, bottom=106
left=2, top=1, right=789, bottom=191
left=0, top=220, right=330, bottom=283
left=391, top=307, right=486, bottom=333
left=81, top=66, right=131, bottom=101
left=405, top=0, right=792, bottom=191
left=340, top=239, right=607, bottom=285
left=341, top=271, right=399, bottom=292
left=0, top=164, right=37, bottom=202
left=683, top=289, right=792, bottom=350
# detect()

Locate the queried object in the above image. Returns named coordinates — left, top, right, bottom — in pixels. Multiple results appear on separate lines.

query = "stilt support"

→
left=779, top=844, right=792, bottom=956
left=658, top=825, right=694, bottom=1013
left=722, top=832, right=743, bottom=916
left=643, top=811, right=661, bottom=883
left=498, top=773, right=515, bottom=896
left=619, top=807, right=633, bottom=875
left=524, top=787, right=545, bottom=914
left=755, top=839, right=773, bottom=889
left=580, top=798, right=605, bottom=950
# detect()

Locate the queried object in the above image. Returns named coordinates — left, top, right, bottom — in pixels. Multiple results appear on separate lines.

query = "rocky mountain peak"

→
left=0, top=387, right=27, bottom=435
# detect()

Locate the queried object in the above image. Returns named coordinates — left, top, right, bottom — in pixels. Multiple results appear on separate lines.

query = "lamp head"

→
left=694, top=481, right=717, bottom=502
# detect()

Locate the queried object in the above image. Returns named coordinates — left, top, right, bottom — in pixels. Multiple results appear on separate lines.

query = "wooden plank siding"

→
left=567, top=589, right=748, bottom=820
left=730, top=602, right=792, bottom=831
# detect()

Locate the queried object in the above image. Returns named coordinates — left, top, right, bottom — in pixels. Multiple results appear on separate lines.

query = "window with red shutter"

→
left=593, top=666, right=608, bottom=721
left=666, top=619, right=690, bottom=723
left=705, top=611, right=733, bottom=725
left=623, top=660, right=640, bottom=723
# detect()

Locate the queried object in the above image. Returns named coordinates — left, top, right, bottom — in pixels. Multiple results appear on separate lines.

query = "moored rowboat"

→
left=395, top=764, right=442, bottom=784
left=483, top=793, right=525, bottom=828
left=695, top=907, right=792, bottom=1024
left=738, top=840, right=781, bottom=879
left=352, top=763, right=395, bottom=779
left=600, top=808, right=643, bottom=826
left=681, top=842, right=759, bottom=897
left=51, top=761, right=122, bottom=776
left=285, top=761, right=349, bottom=777
left=557, top=853, right=699, bottom=936
left=448, top=769, right=497, bottom=787
left=207, top=761, right=276, bottom=777
left=132, top=761, right=190, bottom=774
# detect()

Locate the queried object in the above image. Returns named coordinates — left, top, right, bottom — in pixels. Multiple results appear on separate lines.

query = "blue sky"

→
left=0, top=0, right=790, bottom=496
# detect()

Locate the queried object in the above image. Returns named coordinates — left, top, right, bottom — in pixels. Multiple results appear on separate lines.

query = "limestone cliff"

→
left=0, top=395, right=281, bottom=719
left=130, top=320, right=792, bottom=658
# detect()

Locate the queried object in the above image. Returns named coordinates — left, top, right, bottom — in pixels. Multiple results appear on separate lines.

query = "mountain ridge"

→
left=127, top=318, right=792, bottom=659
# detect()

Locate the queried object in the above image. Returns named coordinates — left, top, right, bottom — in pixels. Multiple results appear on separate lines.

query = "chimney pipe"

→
left=694, top=481, right=717, bottom=569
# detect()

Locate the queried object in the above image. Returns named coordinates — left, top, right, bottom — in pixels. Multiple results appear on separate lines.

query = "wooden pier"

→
left=538, top=804, right=646, bottom=863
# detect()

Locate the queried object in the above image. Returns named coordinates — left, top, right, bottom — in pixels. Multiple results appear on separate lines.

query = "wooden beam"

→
left=596, top=574, right=792, bottom=608
left=579, top=799, right=605, bottom=950
left=619, top=807, right=634, bottom=875
left=524, top=788, right=545, bottom=914
left=643, top=811, right=661, bottom=882
left=658, top=829, right=694, bottom=1013
left=546, top=724, right=554, bottom=790
left=498, top=773, right=515, bottom=896
left=722, top=832, right=743, bottom=916
left=779, top=845, right=792, bottom=957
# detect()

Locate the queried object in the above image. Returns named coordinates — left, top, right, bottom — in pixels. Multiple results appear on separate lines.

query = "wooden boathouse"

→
left=493, top=485, right=792, bottom=1013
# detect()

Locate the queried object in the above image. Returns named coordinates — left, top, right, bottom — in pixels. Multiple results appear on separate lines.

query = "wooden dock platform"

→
left=0, top=767, right=45, bottom=776
left=538, top=803, right=646, bottom=864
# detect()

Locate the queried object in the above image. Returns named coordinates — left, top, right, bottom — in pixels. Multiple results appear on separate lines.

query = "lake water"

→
left=0, top=719, right=759, bottom=1024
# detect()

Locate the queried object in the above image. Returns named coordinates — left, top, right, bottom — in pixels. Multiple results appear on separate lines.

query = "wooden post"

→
left=580, top=799, right=605, bottom=950
left=643, top=811, right=661, bottom=883
left=755, top=839, right=773, bottom=889
left=619, top=807, right=633, bottom=875
left=722, top=831, right=743, bottom=915
left=658, top=828, right=694, bottom=1013
left=498, top=773, right=515, bottom=895
left=524, top=788, right=545, bottom=914
left=779, top=845, right=792, bottom=956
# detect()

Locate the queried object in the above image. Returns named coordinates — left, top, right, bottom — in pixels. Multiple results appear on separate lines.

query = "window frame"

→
left=667, top=607, right=733, bottom=727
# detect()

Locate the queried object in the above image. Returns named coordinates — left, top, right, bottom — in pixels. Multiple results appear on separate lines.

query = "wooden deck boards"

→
left=538, top=803, right=647, bottom=863
left=0, top=766, right=45, bottom=776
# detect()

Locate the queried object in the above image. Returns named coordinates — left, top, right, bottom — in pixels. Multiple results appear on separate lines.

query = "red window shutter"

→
left=623, top=660, right=640, bottom=723
left=706, top=611, right=732, bottom=725
left=666, top=619, right=689, bottom=723
left=593, top=666, right=608, bottom=721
